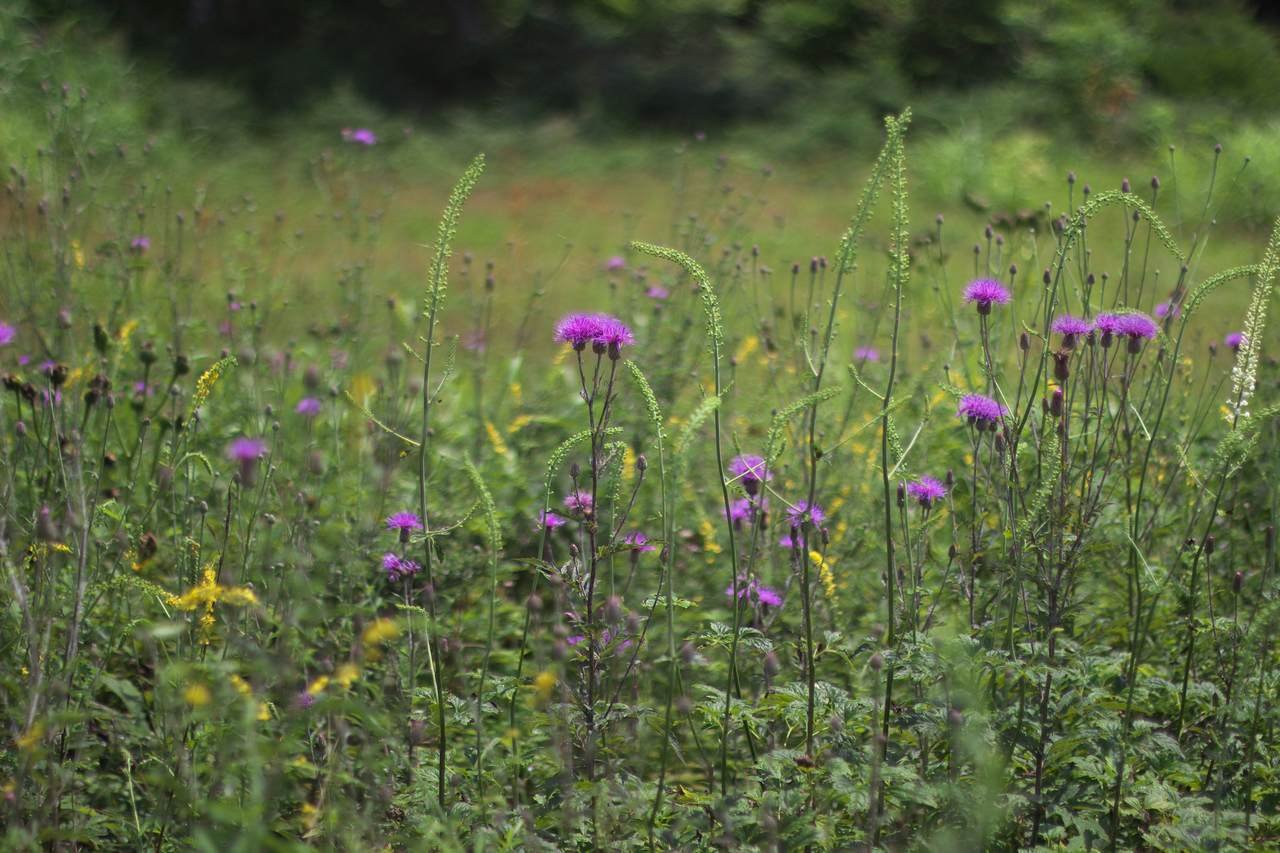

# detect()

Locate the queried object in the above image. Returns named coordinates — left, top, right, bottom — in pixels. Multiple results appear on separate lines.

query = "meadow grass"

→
left=2, top=79, right=1280, bottom=852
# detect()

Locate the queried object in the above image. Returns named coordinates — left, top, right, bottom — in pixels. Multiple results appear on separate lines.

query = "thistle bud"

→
left=1204, top=534, right=1215, bottom=556
left=869, top=652, right=884, bottom=672
left=1233, top=571, right=1244, bottom=594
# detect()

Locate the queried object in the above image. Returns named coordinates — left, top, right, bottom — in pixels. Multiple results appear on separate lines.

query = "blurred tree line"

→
left=25, top=0, right=1280, bottom=136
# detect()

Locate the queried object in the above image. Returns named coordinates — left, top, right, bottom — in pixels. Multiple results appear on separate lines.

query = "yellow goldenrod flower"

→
left=507, top=413, right=534, bottom=434
left=509, top=381, right=523, bottom=406
left=229, top=674, right=252, bottom=697
left=734, top=335, right=759, bottom=364
left=256, top=702, right=272, bottom=721
left=191, top=356, right=236, bottom=411
left=305, top=676, right=330, bottom=696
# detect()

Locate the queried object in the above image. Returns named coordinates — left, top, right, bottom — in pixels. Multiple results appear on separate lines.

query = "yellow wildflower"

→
left=256, top=702, right=272, bottom=721
left=810, top=551, right=837, bottom=600
left=362, top=618, right=401, bottom=646
left=70, top=239, right=85, bottom=269
left=623, top=445, right=637, bottom=481
left=183, top=684, right=212, bottom=707
left=229, top=674, right=252, bottom=697
left=305, top=676, right=330, bottom=696
left=533, top=670, right=557, bottom=702
left=699, top=518, right=722, bottom=556
left=507, top=413, right=534, bottom=434
left=335, top=663, right=360, bottom=689
left=509, top=381, right=523, bottom=406
left=485, top=421, right=509, bottom=457
left=735, top=335, right=759, bottom=364
left=16, top=722, right=44, bottom=751
left=168, top=564, right=258, bottom=643
left=191, top=356, right=236, bottom=411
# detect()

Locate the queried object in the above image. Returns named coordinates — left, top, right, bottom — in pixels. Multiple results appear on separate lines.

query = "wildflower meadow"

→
left=3, top=54, right=1280, bottom=852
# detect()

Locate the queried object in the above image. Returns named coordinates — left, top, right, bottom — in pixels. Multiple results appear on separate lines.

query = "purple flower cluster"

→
left=906, top=475, right=948, bottom=508
left=1224, top=332, right=1245, bottom=352
left=386, top=512, right=423, bottom=532
left=130, top=236, right=150, bottom=254
left=540, top=509, right=567, bottom=529
left=963, top=279, right=1012, bottom=314
left=726, top=496, right=767, bottom=525
left=725, top=577, right=784, bottom=608
left=563, top=491, right=594, bottom=515
left=554, top=312, right=635, bottom=356
left=854, top=346, right=880, bottom=363
left=0, top=322, right=14, bottom=346
left=382, top=552, right=422, bottom=582
left=226, top=437, right=267, bottom=485
left=1095, top=312, right=1158, bottom=340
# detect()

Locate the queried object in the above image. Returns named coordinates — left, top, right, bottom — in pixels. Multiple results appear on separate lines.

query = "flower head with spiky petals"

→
left=295, top=397, right=322, bottom=417
left=906, top=475, right=948, bottom=508
left=728, top=454, right=771, bottom=494
left=1051, top=314, right=1093, bottom=344
left=963, top=279, right=1012, bottom=314
left=958, top=393, right=1006, bottom=427
left=540, top=510, right=566, bottom=529
left=555, top=313, right=604, bottom=350
left=854, top=346, right=880, bottom=363
left=564, top=491, right=594, bottom=515
left=0, top=323, right=14, bottom=346
left=386, top=512, right=423, bottom=532
left=786, top=500, right=825, bottom=529
left=725, top=577, right=783, bottom=608
left=1225, top=331, right=1245, bottom=352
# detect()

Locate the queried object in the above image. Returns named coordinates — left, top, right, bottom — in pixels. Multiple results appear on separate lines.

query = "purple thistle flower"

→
left=725, top=577, right=783, bottom=608
left=555, top=313, right=605, bottom=350
left=854, top=346, right=880, bottom=363
left=786, top=500, right=825, bottom=528
left=0, top=323, right=14, bottom=346
left=726, top=496, right=766, bottom=525
left=624, top=531, right=657, bottom=552
left=382, top=552, right=422, bottom=581
left=728, top=454, right=771, bottom=495
left=958, top=393, right=1006, bottom=427
left=295, top=692, right=316, bottom=710
left=906, top=475, right=948, bottom=508
left=295, top=397, right=322, bottom=417
left=1051, top=314, right=1093, bottom=345
left=130, top=236, right=150, bottom=253
left=963, top=279, right=1012, bottom=314
left=1096, top=311, right=1158, bottom=350
left=226, top=437, right=267, bottom=485
left=385, top=512, right=423, bottom=541
left=564, top=491, right=594, bottom=515
left=645, top=284, right=670, bottom=300
left=1154, top=301, right=1181, bottom=320
left=605, top=255, right=626, bottom=272
left=227, top=437, right=266, bottom=462
left=778, top=532, right=798, bottom=549
left=1225, top=331, right=1245, bottom=352
left=593, top=315, right=635, bottom=354
left=540, top=510, right=567, bottom=529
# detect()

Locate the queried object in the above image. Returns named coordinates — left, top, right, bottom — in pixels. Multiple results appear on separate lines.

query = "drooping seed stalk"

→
left=417, top=154, right=484, bottom=807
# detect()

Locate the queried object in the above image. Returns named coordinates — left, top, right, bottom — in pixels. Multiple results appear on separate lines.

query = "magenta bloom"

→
left=779, top=532, right=798, bottom=549
left=130, top=236, right=150, bottom=253
left=786, top=500, right=825, bottom=528
left=728, top=454, right=771, bottom=493
left=226, top=437, right=267, bottom=485
left=725, top=577, right=783, bottom=608
left=605, top=255, right=626, bottom=272
left=963, top=279, right=1012, bottom=314
left=342, top=128, right=377, bottom=145
left=726, top=496, right=767, bottom=525
left=958, top=393, right=1006, bottom=427
left=594, top=315, right=635, bottom=352
left=554, top=312, right=634, bottom=355
left=624, top=531, right=657, bottom=553
left=1154, top=301, right=1181, bottom=320
left=382, top=552, right=422, bottom=582
left=1225, top=332, right=1245, bottom=352
left=0, top=323, right=14, bottom=346
left=645, top=285, right=670, bottom=300
left=564, top=491, right=594, bottom=515
left=906, top=476, right=947, bottom=508
left=1051, top=315, right=1092, bottom=341
left=227, top=437, right=266, bottom=462
left=854, top=346, right=880, bottom=363
left=386, top=512, right=423, bottom=532
left=555, top=313, right=605, bottom=350
left=540, top=510, right=567, bottom=529
left=295, top=397, right=322, bottom=417
left=1096, top=311, right=1158, bottom=345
